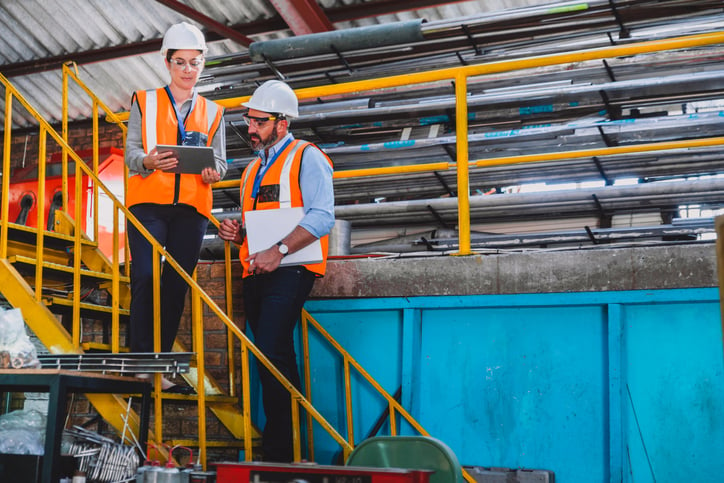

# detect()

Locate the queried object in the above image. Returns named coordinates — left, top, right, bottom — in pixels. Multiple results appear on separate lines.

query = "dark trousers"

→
left=127, top=203, right=208, bottom=353
left=243, top=265, right=316, bottom=463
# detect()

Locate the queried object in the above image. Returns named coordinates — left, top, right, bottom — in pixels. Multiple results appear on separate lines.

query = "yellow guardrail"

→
left=0, top=61, right=362, bottom=469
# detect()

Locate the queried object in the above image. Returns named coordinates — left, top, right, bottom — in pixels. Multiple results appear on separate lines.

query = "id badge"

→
left=183, top=131, right=208, bottom=147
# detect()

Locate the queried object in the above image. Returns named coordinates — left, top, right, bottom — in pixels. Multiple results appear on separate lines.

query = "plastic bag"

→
left=0, top=409, right=46, bottom=455
left=0, top=307, right=41, bottom=369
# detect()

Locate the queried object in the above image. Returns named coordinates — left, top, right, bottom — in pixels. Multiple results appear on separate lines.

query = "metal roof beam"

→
left=268, top=0, right=335, bottom=35
left=327, top=0, right=471, bottom=22
left=153, top=0, right=255, bottom=47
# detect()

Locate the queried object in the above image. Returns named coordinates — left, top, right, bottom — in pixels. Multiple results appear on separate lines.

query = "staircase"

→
left=0, top=66, right=473, bottom=482
left=0, top=204, right=262, bottom=459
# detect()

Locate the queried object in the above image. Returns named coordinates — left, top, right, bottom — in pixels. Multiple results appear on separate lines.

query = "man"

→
left=217, top=80, right=335, bottom=462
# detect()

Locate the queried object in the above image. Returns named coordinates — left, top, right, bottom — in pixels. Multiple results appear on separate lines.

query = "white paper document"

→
left=244, top=207, right=323, bottom=266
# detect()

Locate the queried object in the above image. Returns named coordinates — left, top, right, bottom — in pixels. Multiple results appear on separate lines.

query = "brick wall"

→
left=177, top=260, right=246, bottom=393
left=3, top=120, right=124, bottom=173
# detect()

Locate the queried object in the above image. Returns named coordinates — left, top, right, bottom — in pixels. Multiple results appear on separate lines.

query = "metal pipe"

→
left=244, top=69, right=724, bottom=128
left=248, top=19, right=425, bottom=62
left=349, top=223, right=715, bottom=254
left=420, top=0, right=614, bottom=34
left=333, top=177, right=724, bottom=224
left=214, top=30, right=724, bottom=110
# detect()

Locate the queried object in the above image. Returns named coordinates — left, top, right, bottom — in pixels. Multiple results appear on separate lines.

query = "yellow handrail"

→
left=1, top=69, right=356, bottom=466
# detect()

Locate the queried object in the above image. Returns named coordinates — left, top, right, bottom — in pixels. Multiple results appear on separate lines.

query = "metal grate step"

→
left=38, top=352, right=193, bottom=376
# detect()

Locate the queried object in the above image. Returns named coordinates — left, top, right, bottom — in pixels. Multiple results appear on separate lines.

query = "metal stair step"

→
left=38, top=352, right=192, bottom=374
left=9, top=255, right=130, bottom=284
left=5, top=222, right=98, bottom=251
left=81, top=341, right=131, bottom=352
left=164, top=439, right=253, bottom=449
left=44, top=295, right=130, bottom=319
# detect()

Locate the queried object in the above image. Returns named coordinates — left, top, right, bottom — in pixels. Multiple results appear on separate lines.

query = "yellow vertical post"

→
left=2, top=89, right=12, bottom=259
left=35, top=128, right=47, bottom=301
left=224, top=242, right=236, bottom=396
left=72, top=159, right=83, bottom=346
left=240, top=341, right=253, bottom=462
left=291, top=395, right=301, bottom=462
left=301, top=313, right=315, bottom=462
left=454, top=73, right=472, bottom=255
left=152, top=249, right=163, bottom=442
left=389, top=406, right=397, bottom=435
left=122, top=133, right=131, bottom=277
left=112, top=206, right=120, bottom=353
left=191, top=271, right=207, bottom=468
left=61, top=64, right=69, bottom=213
left=92, top=100, right=100, bottom=243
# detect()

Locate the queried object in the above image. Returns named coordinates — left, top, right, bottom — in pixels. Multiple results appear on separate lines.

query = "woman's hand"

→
left=143, top=147, right=178, bottom=171
left=201, top=167, right=221, bottom=184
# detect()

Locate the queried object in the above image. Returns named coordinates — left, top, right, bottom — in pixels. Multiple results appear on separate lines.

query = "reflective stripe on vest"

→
left=127, top=88, right=223, bottom=218
left=239, top=139, right=331, bottom=277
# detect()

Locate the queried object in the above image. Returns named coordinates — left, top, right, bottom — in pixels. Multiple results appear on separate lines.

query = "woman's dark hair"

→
left=166, top=49, right=177, bottom=62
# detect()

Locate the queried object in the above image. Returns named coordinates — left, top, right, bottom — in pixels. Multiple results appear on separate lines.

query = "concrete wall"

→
left=314, top=243, right=718, bottom=298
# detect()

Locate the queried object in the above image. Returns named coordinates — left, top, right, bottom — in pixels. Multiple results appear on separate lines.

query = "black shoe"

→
left=162, top=384, right=195, bottom=395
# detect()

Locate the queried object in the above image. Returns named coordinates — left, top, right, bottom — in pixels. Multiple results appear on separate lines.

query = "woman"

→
left=124, top=22, right=226, bottom=393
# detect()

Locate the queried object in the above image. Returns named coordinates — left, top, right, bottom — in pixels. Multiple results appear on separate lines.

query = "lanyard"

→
left=251, top=138, right=293, bottom=199
left=164, top=85, right=197, bottom=143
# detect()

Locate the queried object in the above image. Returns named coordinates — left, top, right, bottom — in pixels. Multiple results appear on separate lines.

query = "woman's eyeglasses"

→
left=169, top=57, right=204, bottom=70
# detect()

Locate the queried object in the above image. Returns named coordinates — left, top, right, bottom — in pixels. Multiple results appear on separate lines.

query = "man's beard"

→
left=249, top=127, right=279, bottom=152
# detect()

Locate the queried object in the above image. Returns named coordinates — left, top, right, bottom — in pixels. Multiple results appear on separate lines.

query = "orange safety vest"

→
left=239, top=139, right=333, bottom=277
left=126, top=87, right=224, bottom=218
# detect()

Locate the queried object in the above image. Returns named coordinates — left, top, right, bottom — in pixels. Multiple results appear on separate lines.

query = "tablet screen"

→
left=155, top=145, right=215, bottom=174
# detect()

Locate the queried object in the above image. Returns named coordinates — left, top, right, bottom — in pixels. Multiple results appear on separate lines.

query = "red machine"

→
left=214, top=462, right=432, bottom=483
left=7, top=147, right=127, bottom=262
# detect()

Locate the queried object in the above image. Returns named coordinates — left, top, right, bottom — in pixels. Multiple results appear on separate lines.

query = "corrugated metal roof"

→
left=0, top=0, right=556, bottom=128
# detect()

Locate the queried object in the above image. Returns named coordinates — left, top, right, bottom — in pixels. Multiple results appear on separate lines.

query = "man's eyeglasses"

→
left=242, top=115, right=278, bottom=128
left=169, top=57, right=204, bottom=70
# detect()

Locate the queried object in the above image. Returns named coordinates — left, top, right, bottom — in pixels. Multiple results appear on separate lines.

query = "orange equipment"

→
left=7, top=147, right=127, bottom=262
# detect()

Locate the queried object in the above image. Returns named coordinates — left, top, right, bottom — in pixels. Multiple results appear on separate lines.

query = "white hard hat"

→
left=161, top=22, right=207, bottom=57
left=242, top=80, right=299, bottom=118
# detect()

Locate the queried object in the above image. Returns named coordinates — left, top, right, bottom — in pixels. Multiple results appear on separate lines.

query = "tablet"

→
left=155, top=144, right=215, bottom=174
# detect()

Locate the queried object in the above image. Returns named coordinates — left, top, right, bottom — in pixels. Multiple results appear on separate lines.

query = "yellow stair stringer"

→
left=56, top=210, right=261, bottom=443
left=0, top=258, right=154, bottom=446
left=173, top=340, right=263, bottom=442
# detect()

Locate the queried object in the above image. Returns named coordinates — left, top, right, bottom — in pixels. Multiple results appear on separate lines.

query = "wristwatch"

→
left=276, top=241, right=289, bottom=257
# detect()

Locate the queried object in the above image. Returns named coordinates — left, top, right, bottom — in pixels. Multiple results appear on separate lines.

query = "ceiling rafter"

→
left=268, top=0, right=335, bottom=35
left=326, top=0, right=471, bottom=22
left=153, top=0, right=255, bottom=47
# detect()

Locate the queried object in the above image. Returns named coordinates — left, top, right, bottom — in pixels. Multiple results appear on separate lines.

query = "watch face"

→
left=278, top=243, right=289, bottom=255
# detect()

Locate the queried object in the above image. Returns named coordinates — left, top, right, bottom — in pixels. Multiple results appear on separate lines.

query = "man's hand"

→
left=246, top=246, right=284, bottom=275
left=218, top=218, right=242, bottom=244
